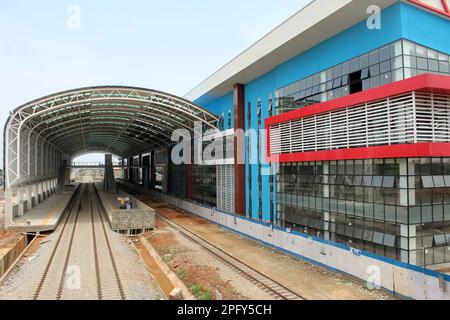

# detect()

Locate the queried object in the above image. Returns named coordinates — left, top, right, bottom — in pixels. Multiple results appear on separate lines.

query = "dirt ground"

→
left=0, top=231, right=21, bottom=253
left=145, top=217, right=274, bottom=300
left=133, top=194, right=395, bottom=301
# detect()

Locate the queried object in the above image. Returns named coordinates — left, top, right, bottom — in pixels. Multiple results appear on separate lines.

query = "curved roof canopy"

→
left=4, top=86, right=218, bottom=188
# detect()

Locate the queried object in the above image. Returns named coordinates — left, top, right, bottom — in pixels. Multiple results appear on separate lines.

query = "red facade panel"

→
left=234, top=83, right=246, bottom=216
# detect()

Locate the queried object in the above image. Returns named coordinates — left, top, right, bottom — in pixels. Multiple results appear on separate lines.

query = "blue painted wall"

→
left=195, top=1, right=450, bottom=220
left=202, top=91, right=234, bottom=130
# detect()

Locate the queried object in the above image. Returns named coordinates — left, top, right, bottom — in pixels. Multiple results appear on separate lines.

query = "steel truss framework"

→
left=4, top=86, right=218, bottom=188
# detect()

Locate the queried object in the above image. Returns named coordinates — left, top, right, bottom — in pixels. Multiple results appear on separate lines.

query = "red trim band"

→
left=409, top=0, right=450, bottom=17
left=269, top=143, right=450, bottom=163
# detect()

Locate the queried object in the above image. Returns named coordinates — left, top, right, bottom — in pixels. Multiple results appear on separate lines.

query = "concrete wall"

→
left=120, top=181, right=450, bottom=300
left=0, top=235, right=26, bottom=280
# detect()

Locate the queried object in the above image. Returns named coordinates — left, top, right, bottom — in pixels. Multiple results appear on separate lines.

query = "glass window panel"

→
left=393, top=68, right=404, bottom=82
left=403, top=40, right=415, bottom=56
left=369, top=50, right=380, bottom=65
left=383, top=176, right=395, bottom=188
left=417, top=57, right=428, bottom=70
left=404, top=55, right=417, bottom=68
left=345, top=226, right=354, bottom=237
left=381, top=72, right=392, bottom=85
left=312, top=85, right=320, bottom=95
left=438, top=53, right=448, bottom=61
left=410, top=206, right=421, bottom=224
left=393, top=41, right=402, bottom=57
left=444, top=176, right=450, bottom=187
left=363, top=230, right=374, bottom=242
left=372, top=176, right=383, bottom=187
left=427, top=49, right=439, bottom=60
left=354, top=228, right=364, bottom=240
left=439, top=61, right=450, bottom=73
left=373, top=232, right=384, bottom=245
left=353, top=176, right=363, bottom=186
left=433, top=205, right=444, bottom=221
left=351, top=58, right=360, bottom=72
left=422, top=206, right=433, bottom=223
left=422, top=176, right=434, bottom=188
left=433, top=176, right=445, bottom=188
left=342, top=61, right=350, bottom=75
left=363, top=79, right=371, bottom=90
left=392, top=56, right=403, bottom=69
left=374, top=204, right=384, bottom=219
left=429, top=59, right=439, bottom=72
left=363, top=176, right=373, bottom=186
left=397, top=207, right=408, bottom=224
left=384, top=234, right=396, bottom=247
left=379, top=46, right=391, bottom=61
left=361, top=68, right=369, bottom=79
left=370, top=75, right=381, bottom=88
left=385, top=205, right=396, bottom=222
left=333, top=78, right=342, bottom=89
left=416, top=45, right=427, bottom=58
left=360, top=54, right=369, bottom=69
left=370, top=64, right=380, bottom=76
left=380, top=60, right=391, bottom=74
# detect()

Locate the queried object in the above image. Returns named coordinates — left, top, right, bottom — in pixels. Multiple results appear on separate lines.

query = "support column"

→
left=26, top=185, right=33, bottom=211
left=4, top=189, right=14, bottom=228
left=104, top=154, right=116, bottom=192
left=234, top=83, right=246, bottom=216
left=17, top=187, right=24, bottom=217
left=32, top=183, right=38, bottom=207
left=143, top=155, right=150, bottom=189
left=150, top=151, right=156, bottom=189
left=38, top=182, right=43, bottom=203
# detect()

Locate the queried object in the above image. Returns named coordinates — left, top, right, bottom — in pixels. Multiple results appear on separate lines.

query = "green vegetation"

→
left=178, top=269, right=187, bottom=280
left=189, top=283, right=212, bottom=300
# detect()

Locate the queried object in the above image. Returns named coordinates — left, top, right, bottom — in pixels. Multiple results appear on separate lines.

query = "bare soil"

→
left=0, top=231, right=21, bottom=253
left=145, top=220, right=273, bottom=300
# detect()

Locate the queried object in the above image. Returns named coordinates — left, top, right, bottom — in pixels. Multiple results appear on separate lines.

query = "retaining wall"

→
left=97, top=190, right=155, bottom=233
left=0, top=235, right=26, bottom=280
left=119, top=181, right=450, bottom=300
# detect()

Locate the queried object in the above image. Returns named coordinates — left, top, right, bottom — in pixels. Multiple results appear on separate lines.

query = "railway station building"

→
left=2, top=0, right=450, bottom=296
left=185, top=0, right=450, bottom=268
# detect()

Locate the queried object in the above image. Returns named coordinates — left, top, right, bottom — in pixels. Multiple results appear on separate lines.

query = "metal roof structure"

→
left=4, top=86, right=218, bottom=188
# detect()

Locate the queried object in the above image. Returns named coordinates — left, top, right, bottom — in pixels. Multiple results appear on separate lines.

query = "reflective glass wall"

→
left=275, top=39, right=450, bottom=115
left=276, top=158, right=450, bottom=266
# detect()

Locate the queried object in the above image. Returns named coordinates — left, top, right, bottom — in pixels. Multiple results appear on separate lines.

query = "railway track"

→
left=156, top=212, right=306, bottom=301
left=33, top=184, right=126, bottom=300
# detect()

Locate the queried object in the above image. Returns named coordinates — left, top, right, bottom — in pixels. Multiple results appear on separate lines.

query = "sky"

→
left=0, top=0, right=310, bottom=163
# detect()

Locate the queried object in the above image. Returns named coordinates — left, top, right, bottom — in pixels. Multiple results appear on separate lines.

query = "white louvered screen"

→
left=269, top=92, right=450, bottom=156
left=217, top=164, right=235, bottom=213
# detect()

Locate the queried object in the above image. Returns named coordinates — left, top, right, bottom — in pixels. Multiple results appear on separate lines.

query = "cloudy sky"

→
left=0, top=0, right=309, bottom=163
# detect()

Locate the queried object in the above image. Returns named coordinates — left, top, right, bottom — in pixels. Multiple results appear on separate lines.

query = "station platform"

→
left=8, top=192, right=74, bottom=233
left=95, top=185, right=155, bottom=234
